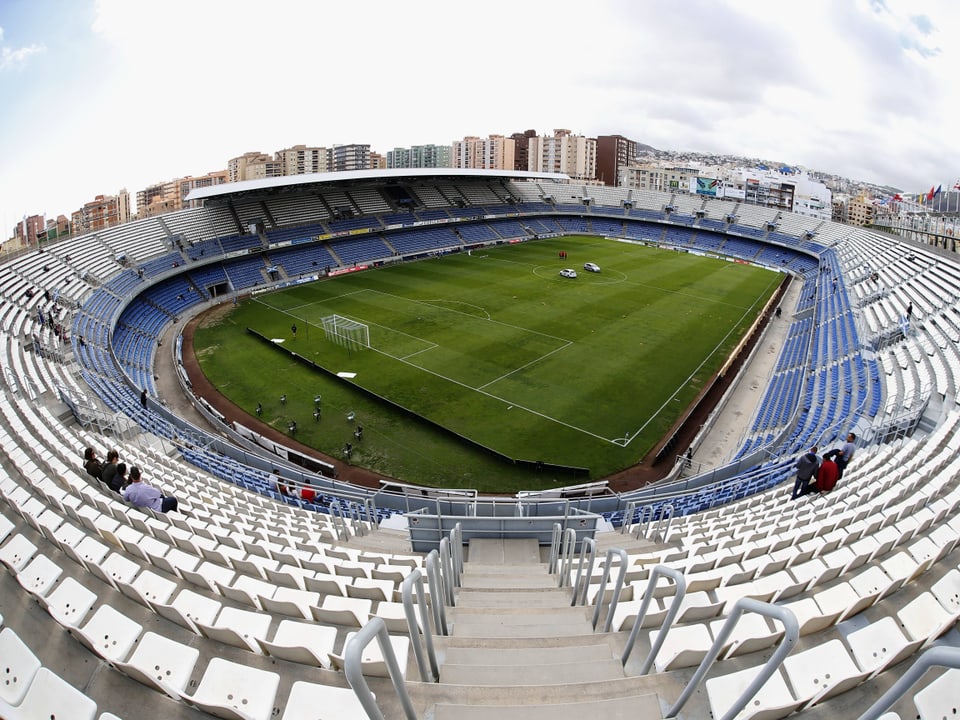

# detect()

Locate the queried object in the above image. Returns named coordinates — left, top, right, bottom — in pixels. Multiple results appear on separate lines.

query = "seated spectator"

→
left=83, top=447, right=103, bottom=481
left=122, top=466, right=178, bottom=513
left=114, top=462, right=129, bottom=490
left=272, top=469, right=290, bottom=496
left=102, top=449, right=122, bottom=492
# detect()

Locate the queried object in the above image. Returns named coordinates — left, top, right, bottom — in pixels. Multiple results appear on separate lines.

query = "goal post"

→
left=321, top=315, right=370, bottom=351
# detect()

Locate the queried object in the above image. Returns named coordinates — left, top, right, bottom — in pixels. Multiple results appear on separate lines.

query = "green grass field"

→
left=194, top=236, right=780, bottom=492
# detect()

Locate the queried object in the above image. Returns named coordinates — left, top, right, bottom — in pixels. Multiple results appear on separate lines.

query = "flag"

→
left=935, top=184, right=943, bottom=196
left=893, top=194, right=902, bottom=201
left=927, top=186, right=936, bottom=201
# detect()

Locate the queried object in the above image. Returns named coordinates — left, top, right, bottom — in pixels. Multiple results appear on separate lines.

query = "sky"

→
left=2, top=0, right=960, bottom=236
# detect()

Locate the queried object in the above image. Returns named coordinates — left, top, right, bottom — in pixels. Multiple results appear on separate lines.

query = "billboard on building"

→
left=695, top=177, right=722, bottom=197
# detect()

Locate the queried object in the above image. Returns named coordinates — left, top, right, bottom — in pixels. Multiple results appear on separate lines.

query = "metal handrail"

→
left=329, top=502, right=350, bottom=541
left=857, top=645, right=960, bottom=720
left=591, top=548, right=629, bottom=632
left=632, top=504, right=654, bottom=540
left=344, top=617, right=418, bottom=720
left=621, top=565, right=687, bottom=674
left=439, top=537, right=456, bottom=607
left=651, top=504, right=675, bottom=542
left=449, top=522, right=463, bottom=587
left=570, top=537, right=597, bottom=606
left=557, top=527, right=577, bottom=588
left=424, top=550, right=448, bottom=635
left=620, top=501, right=637, bottom=533
left=665, top=598, right=799, bottom=720
left=401, top=568, right=438, bottom=682
left=548, top=523, right=562, bottom=573
left=363, top=497, right=378, bottom=528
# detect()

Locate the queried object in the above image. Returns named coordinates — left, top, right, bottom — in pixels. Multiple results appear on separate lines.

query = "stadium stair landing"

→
left=424, top=538, right=666, bottom=720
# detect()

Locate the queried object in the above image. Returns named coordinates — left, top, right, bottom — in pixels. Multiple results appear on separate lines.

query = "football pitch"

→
left=193, top=235, right=781, bottom=492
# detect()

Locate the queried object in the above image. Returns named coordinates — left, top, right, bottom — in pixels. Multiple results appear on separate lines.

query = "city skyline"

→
left=2, top=0, right=959, bottom=234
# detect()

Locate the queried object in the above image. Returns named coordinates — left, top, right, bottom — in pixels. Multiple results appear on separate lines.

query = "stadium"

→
left=1, top=167, right=959, bottom=719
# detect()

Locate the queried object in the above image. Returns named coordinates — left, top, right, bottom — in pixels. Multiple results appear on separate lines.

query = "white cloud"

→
left=0, top=27, right=44, bottom=71
left=5, top=0, right=960, bottom=231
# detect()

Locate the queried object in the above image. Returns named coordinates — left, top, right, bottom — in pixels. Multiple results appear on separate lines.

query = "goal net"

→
left=321, top=315, right=370, bottom=351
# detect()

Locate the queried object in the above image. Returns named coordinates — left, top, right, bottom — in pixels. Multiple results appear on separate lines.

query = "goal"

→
left=321, top=315, right=370, bottom=351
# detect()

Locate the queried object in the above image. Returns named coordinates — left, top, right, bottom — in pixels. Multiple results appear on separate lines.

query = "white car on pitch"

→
left=559, top=268, right=577, bottom=278
left=584, top=262, right=601, bottom=273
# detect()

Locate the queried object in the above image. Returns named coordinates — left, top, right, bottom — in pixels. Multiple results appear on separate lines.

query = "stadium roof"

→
left=186, top=168, right=572, bottom=202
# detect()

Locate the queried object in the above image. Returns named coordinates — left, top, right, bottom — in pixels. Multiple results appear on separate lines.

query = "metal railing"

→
left=400, top=568, right=439, bottom=683
left=665, top=598, right=799, bottom=720
left=559, top=527, right=579, bottom=589
left=570, top=537, right=597, bottom=606
left=424, top=549, right=449, bottom=636
left=344, top=617, right=418, bottom=720
left=591, top=548, right=629, bottom=632
left=449, top=522, right=463, bottom=587
left=622, top=502, right=675, bottom=541
left=439, top=536, right=456, bottom=607
left=856, top=645, right=960, bottom=720
left=621, top=565, right=687, bottom=674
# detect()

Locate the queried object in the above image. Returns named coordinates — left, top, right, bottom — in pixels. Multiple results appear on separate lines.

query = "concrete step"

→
left=467, top=538, right=542, bottom=564
left=433, top=694, right=662, bottom=720
left=455, top=589, right=573, bottom=608
left=442, top=642, right=614, bottom=666
left=451, top=606, right=592, bottom=623
left=441, top=657, right=625, bottom=686
left=452, top=618, right=594, bottom=638
left=460, top=572, right=557, bottom=590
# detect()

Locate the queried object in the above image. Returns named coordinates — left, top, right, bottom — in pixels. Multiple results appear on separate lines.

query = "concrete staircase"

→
left=426, top=538, right=664, bottom=720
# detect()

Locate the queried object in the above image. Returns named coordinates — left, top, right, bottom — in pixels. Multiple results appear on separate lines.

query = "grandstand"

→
left=1, top=167, right=959, bottom=719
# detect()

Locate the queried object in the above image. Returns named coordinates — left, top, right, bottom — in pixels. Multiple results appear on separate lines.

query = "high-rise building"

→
left=13, top=214, right=46, bottom=246
left=137, top=180, right=181, bottom=218
left=596, top=135, right=640, bottom=186
left=138, top=171, right=229, bottom=217
left=387, top=144, right=452, bottom=169
left=179, top=171, right=229, bottom=210
left=843, top=196, right=876, bottom=227
left=619, top=162, right=703, bottom=193
left=329, top=144, right=371, bottom=172
left=70, top=190, right=131, bottom=235
left=527, top=129, right=596, bottom=180
left=510, top=130, right=537, bottom=172
left=228, top=152, right=282, bottom=182
left=452, top=135, right=515, bottom=170
left=277, top=145, right=329, bottom=175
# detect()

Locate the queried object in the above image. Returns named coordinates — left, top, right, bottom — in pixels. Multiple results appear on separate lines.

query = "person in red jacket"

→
left=816, top=454, right=840, bottom=493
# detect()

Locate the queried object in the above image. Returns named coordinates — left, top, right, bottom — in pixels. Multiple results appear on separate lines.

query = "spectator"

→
left=83, top=447, right=103, bottom=481
left=114, top=462, right=129, bottom=490
left=816, top=454, right=839, bottom=493
left=272, top=469, right=290, bottom=496
left=824, top=432, right=857, bottom=479
left=102, top=449, right=122, bottom=492
left=140, top=388, right=148, bottom=409
left=122, top=466, right=178, bottom=513
left=791, top=446, right=820, bottom=500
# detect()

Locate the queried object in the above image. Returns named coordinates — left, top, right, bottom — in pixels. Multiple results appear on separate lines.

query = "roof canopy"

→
left=186, top=168, right=571, bottom=203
